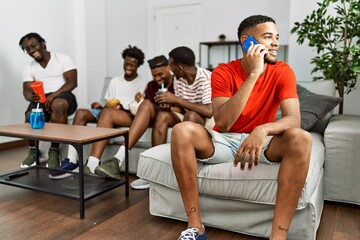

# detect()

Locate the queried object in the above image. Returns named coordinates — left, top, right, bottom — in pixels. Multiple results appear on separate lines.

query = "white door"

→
left=153, top=3, right=203, bottom=64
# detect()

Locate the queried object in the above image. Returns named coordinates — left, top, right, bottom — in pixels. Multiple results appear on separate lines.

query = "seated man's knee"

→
left=283, top=128, right=312, bottom=156
left=183, top=111, right=201, bottom=122
left=51, top=99, right=68, bottom=115
left=139, top=99, right=153, bottom=110
left=98, top=108, right=112, bottom=118
left=73, top=109, right=90, bottom=123
left=172, top=121, right=198, bottom=141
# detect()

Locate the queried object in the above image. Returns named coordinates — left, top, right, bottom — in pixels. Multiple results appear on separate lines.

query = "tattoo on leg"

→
left=278, top=226, right=289, bottom=232
left=186, top=207, right=196, bottom=216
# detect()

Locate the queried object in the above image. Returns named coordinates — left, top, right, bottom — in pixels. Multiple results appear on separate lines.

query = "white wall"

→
left=106, top=0, right=148, bottom=80
left=203, top=0, right=290, bottom=45
left=0, top=0, right=359, bottom=144
left=0, top=0, right=80, bottom=143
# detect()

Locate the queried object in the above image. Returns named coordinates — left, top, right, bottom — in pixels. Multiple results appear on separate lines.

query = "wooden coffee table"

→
left=0, top=123, right=129, bottom=219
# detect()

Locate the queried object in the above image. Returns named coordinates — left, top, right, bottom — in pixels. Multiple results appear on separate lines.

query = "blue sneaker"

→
left=178, top=226, right=207, bottom=240
left=49, top=158, right=79, bottom=179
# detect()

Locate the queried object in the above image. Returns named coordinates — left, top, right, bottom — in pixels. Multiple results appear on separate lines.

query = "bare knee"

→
left=97, top=108, right=114, bottom=125
left=139, top=99, right=154, bottom=110
left=172, top=121, right=199, bottom=143
left=282, top=128, right=312, bottom=162
left=73, top=109, right=93, bottom=125
left=183, top=111, right=204, bottom=124
left=51, top=99, right=68, bottom=116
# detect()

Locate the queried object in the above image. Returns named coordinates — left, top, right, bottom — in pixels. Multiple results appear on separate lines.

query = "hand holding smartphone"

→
left=241, top=36, right=259, bottom=53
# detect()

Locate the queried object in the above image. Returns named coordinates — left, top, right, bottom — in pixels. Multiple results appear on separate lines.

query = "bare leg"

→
left=183, top=111, right=206, bottom=125
left=171, top=122, right=214, bottom=232
left=90, top=108, right=133, bottom=159
left=152, top=111, right=181, bottom=146
left=128, top=100, right=159, bottom=149
left=50, top=98, right=69, bottom=124
left=265, top=128, right=312, bottom=240
left=72, top=109, right=97, bottom=126
left=49, top=98, right=70, bottom=148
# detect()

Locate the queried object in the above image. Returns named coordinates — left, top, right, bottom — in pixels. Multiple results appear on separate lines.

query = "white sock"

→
left=67, top=145, right=79, bottom=164
left=87, top=156, right=100, bottom=173
left=114, top=145, right=126, bottom=167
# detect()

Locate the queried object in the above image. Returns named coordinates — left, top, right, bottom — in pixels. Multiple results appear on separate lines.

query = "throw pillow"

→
left=276, top=84, right=342, bottom=130
left=298, top=84, right=342, bottom=130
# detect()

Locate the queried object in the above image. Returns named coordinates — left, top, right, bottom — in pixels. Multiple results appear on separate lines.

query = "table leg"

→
left=73, top=143, right=85, bottom=219
left=35, top=141, right=40, bottom=165
left=124, top=132, right=129, bottom=196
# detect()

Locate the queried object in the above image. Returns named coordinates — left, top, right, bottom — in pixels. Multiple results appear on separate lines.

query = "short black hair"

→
left=237, top=15, right=276, bottom=40
left=19, top=32, right=46, bottom=51
left=148, top=55, right=168, bottom=69
left=168, top=46, right=195, bottom=66
left=122, top=45, right=145, bottom=66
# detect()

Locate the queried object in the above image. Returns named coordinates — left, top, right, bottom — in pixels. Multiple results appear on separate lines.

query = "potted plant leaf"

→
left=218, top=34, right=226, bottom=42
left=291, top=0, right=360, bottom=114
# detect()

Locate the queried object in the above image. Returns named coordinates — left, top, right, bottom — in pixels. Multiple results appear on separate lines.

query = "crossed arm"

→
left=155, top=91, right=213, bottom=119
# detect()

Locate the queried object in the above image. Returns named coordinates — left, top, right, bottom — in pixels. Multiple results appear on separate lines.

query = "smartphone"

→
left=241, top=36, right=258, bottom=53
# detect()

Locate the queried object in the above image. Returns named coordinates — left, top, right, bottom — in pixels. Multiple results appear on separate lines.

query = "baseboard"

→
left=0, top=140, right=27, bottom=151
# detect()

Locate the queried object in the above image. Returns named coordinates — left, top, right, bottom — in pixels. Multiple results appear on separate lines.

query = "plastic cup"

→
left=29, top=108, right=45, bottom=129
left=156, top=86, right=168, bottom=106
left=31, top=81, right=46, bottom=103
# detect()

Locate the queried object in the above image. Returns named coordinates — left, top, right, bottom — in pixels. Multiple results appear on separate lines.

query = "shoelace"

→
left=179, top=227, right=199, bottom=240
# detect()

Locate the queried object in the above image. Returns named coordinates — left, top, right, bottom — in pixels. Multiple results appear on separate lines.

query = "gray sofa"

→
left=135, top=80, right=360, bottom=240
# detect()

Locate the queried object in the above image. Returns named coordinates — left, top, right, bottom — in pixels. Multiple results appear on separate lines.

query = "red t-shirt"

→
left=211, top=59, right=298, bottom=133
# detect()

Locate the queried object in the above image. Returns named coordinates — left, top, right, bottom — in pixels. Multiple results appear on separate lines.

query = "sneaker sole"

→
left=94, top=168, right=120, bottom=179
left=48, top=167, right=79, bottom=180
left=48, top=172, right=74, bottom=179
left=131, top=183, right=150, bottom=190
left=20, top=162, right=36, bottom=169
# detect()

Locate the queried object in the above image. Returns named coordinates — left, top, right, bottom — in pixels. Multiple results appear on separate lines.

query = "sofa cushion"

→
left=297, top=80, right=339, bottom=133
left=297, top=84, right=342, bottom=130
left=137, top=132, right=324, bottom=210
left=277, top=81, right=341, bottom=132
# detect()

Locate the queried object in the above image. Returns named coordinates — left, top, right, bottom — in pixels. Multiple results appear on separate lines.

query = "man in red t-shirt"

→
left=173, top=15, right=312, bottom=240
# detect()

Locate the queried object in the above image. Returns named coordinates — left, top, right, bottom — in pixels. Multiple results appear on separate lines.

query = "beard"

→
left=264, top=55, right=277, bottom=65
left=264, top=54, right=277, bottom=65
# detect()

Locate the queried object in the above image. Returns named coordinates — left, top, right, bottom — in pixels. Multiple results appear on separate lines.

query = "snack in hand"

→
left=106, top=98, right=121, bottom=109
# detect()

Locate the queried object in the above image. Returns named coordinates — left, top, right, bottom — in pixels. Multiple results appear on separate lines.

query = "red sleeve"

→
left=211, top=60, right=241, bottom=99
left=275, top=63, right=298, bottom=102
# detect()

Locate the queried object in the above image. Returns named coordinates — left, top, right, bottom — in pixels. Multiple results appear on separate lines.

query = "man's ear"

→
left=240, top=35, right=248, bottom=45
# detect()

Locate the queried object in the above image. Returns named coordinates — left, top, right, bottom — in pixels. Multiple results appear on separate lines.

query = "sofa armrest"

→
left=324, top=114, right=360, bottom=205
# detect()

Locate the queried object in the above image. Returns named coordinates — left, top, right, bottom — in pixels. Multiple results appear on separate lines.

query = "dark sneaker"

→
left=94, top=157, right=121, bottom=179
left=47, top=147, right=60, bottom=169
left=20, top=148, right=37, bottom=168
left=178, top=226, right=207, bottom=240
left=131, top=179, right=150, bottom=190
left=49, top=158, right=79, bottom=179
left=83, top=165, right=93, bottom=175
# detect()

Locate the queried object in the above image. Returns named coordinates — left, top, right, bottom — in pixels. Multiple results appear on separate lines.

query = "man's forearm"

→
left=175, top=98, right=212, bottom=118
left=258, top=115, right=300, bottom=136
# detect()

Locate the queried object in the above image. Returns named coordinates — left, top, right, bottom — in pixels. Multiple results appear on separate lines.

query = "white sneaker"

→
left=130, top=178, right=150, bottom=190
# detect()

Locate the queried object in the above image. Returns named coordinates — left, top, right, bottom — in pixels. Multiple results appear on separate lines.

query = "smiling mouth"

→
left=32, top=51, right=41, bottom=59
left=268, top=50, right=277, bottom=56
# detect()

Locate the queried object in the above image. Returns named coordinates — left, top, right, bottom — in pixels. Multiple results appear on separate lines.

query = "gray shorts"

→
left=199, top=129, right=277, bottom=165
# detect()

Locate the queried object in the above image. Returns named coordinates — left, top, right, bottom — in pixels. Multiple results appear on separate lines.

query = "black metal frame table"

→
left=0, top=123, right=129, bottom=219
